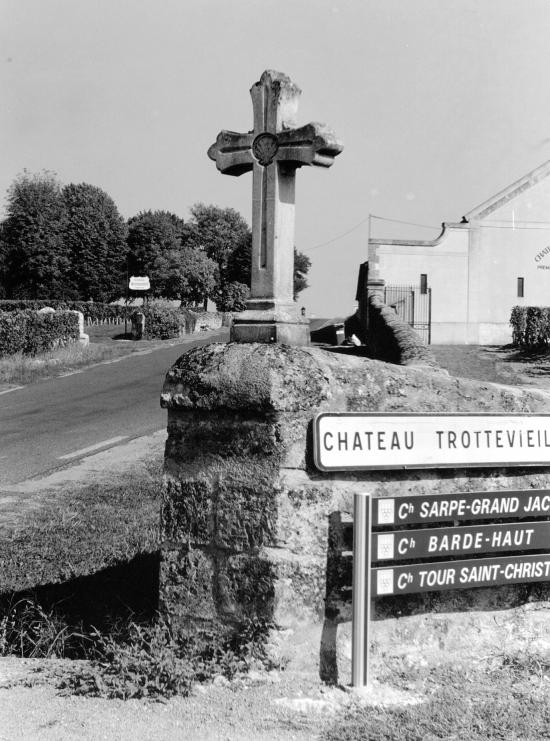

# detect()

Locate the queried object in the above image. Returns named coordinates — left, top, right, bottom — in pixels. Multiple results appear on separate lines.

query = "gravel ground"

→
left=430, top=344, right=550, bottom=389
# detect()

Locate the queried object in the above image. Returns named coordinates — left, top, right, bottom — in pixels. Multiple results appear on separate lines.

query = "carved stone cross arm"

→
left=207, top=131, right=254, bottom=176
left=207, top=70, right=343, bottom=345
left=208, top=122, right=342, bottom=174
left=276, top=123, right=343, bottom=168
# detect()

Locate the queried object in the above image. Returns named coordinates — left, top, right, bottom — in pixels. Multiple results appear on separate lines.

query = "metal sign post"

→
left=351, top=492, right=372, bottom=688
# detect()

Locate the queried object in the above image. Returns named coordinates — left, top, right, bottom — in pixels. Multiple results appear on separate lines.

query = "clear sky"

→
left=2, top=0, right=550, bottom=316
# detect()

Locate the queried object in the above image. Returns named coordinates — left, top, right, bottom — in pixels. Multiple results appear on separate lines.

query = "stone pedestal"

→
left=230, top=300, right=310, bottom=344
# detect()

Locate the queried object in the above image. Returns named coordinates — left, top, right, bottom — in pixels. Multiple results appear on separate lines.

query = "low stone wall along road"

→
left=0, top=330, right=228, bottom=489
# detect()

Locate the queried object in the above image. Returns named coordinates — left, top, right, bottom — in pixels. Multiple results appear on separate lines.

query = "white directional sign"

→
left=314, top=413, right=550, bottom=471
left=129, top=276, right=150, bottom=291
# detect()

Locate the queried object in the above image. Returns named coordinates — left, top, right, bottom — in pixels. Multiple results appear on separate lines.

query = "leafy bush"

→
left=0, top=312, right=27, bottom=355
left=510, top=306, right=550, bottom=349
left=0, top=310, right=80, bottom=358
left=215, top=281, right=249, bottom=312
left=140, top=302, right=195, bottom=340
left=510, top=305, right=527, bottom=346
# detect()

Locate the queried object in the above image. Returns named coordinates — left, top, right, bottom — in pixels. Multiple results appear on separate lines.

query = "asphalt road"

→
left=0, top=330, right=228, bottom=488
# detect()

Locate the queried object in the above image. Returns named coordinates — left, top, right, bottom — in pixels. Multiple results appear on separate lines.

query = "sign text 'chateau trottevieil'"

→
left=314, top=413, right=550, bottom=471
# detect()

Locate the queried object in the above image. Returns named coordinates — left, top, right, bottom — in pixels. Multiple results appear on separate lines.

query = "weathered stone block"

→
left=217, top=554, right=276, bottom=621
left=161, top=477, right=213, bottom=545
left=215, top=476, right=277, bottom=551
left=159, top=545, right=217, bottom=623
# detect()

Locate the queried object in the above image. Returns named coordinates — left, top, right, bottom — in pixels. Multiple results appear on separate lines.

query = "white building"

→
left=369, top=160, right=550, bottom=345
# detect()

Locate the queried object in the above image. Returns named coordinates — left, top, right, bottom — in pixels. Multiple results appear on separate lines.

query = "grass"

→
left=0, top=335, right=136, bottom=387
left=0, top=462, right=163, bottom=594
left=0, top=460, right=163, bottom=660
left=0, top=320, right=197, bottom=388
left=0, top=456, right=276, bottom=699
left=322, top=654, right=550, bottom=741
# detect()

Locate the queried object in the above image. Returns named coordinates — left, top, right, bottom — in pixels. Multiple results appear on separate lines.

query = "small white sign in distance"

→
left=314, top=413, right=550, bottom=471
left=129, top=276, right=150, bottom=290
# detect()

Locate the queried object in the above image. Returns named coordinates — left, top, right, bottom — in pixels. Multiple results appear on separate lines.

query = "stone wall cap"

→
left=160, top=342, right=550, bottom=416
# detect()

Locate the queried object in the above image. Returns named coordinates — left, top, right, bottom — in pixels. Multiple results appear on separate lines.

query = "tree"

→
left=218, top=237, right=311, bottom=301
left=184, top=203, right=251, bottom=288
left=293, top=248, right=311, bottom=300
left=126, top=210, right=187, bottom=298
left=0, top=221, right=7, bottom=299
left=1, top=171, right=71, bottom=298
left=156, top=245, right=217, bottom=306
left=62, top=183, right=128, bottom=301
left=184, top=203, right=311, bottom=305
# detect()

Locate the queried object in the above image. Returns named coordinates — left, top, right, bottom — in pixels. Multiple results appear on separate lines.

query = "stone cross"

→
left=208, top=70, right=343, bottom=344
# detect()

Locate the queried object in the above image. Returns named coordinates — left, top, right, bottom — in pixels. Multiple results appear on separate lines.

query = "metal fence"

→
left=383, top=284, right=432, bottom=344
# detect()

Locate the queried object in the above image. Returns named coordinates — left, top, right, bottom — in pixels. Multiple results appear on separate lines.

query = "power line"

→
left=302, top=215, right=371, bottom=252
left=370, top=214, right=441, bottom=230
left=302, top=213, right=550, bottom=253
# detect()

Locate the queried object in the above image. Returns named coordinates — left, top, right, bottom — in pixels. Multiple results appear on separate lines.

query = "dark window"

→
left=517, top=277, right=524, bottom=298
left=420, top=274, right=428, bottom=294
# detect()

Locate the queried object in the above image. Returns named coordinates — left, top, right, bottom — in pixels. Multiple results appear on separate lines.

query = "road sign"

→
left=348, top=489, right=550, bottom=688
left=314, top=413, right=550, bottom=471
left=372, top=521, right=550, bottom=561
left=372, top=490, right=550, bottom=527
left=129, top=276, right=150, bottom=290
left=373, top=553, right=550, bottom=596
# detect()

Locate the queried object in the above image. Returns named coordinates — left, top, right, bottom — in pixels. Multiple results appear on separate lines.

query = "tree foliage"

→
left=0, top=174, right=311, bottom=308
left=155, top=246, right=217, bottom=306
left=1, top=171, right=70, bottom=299
left=215, top=281, right=250, bottom=312
left=184, top=203, right=311, bottom=308
left=184, top=203, right=251, bottom=288
left=293, top=248, right=311, bottom=300
left=126, top=210, right=184, bottom=277
left=126, top=210, right=217, bottom=305
left=62, top=183, right=128, bottom=301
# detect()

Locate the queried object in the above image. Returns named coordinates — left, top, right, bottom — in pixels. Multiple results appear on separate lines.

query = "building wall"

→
left=372, top=176, right=550, bottom=345
left=375, top=227, right=470, bottom=344
left=467, top=178, right=550, bottom=343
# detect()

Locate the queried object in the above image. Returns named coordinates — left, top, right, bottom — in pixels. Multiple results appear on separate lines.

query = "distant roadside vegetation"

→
left=0, top=170, right=310, bottom=312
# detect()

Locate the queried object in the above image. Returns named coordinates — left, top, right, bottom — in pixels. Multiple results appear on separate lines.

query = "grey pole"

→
left=351, top=492, right=372, bottom=688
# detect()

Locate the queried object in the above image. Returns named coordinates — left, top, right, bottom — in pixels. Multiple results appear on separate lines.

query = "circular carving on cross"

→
left=252, top=132, right=279, bottom=166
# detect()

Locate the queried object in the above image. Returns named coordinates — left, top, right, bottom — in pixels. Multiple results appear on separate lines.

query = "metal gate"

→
left=383, top=284, right=432, bottom=344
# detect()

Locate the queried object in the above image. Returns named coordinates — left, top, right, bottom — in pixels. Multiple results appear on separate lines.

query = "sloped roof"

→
left=464, top=159, right=550, bottom=221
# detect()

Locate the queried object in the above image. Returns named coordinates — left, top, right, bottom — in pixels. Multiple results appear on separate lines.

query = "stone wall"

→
left=366, top=294, right=437, bottom=367
left=160, top=342, right=550, bottom=677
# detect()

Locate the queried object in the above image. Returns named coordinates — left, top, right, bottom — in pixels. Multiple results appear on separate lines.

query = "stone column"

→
left=69, top=310, right=89, bottom=346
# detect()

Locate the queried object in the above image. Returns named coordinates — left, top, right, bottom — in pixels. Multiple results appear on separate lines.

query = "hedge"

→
left=0, top=300, right=133, bottom=324
left=510, top=306, right=550, bottom=349
left=0, top=310, right=80, bottom=358
left=139, top=304, right=196, bottom=340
